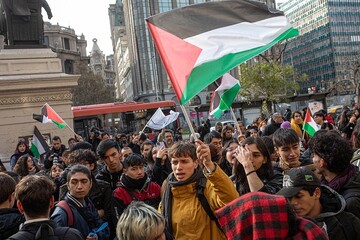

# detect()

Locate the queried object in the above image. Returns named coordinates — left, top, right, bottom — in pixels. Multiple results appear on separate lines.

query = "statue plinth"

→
left=0, top=48, right=79, bottom=167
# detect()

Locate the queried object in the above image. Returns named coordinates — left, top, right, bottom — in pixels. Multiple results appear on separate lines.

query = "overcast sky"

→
left=45, top=0, right=114, bottom=56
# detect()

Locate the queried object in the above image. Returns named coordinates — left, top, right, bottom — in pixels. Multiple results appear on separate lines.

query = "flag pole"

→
left=229, top=107, right=241, bottom=134
left=180, top=105, right=198, bottom=141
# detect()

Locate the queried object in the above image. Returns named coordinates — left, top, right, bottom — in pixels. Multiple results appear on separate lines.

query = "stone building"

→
left=44, top=22, right=89, bottom=74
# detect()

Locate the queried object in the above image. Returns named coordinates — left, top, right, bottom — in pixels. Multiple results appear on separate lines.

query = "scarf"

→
left=28, top=166, right=37, bottom=175
left=321, top=164, right=358, bottom=192
left=291, top=118, right=303, bottom=137
left=121, top=174, right=148, bottom=190
left=162, top=167, right=204, bottom=236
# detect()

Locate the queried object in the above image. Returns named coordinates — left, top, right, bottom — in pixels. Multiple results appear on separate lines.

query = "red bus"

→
left=71, top=100, right=179, bottom=138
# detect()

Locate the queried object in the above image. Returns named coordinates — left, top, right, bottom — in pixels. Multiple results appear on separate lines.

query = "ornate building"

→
left=89, top=38, right=116, bottom=100
left=43, top=22, right=89, bottom=74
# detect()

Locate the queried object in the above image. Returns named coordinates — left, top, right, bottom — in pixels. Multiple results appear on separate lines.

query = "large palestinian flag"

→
left=146, top=0, right=298, bottom=105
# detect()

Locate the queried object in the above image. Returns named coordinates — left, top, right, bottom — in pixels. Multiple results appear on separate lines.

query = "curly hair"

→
left=13, top=154, right=40, bottom=178
left=309, top=130, right=352, bottom=173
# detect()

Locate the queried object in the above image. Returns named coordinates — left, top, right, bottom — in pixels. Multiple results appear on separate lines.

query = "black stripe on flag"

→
left=146, top=0, right=284, bottom=40
left=34, top=126, right=50, bottom=153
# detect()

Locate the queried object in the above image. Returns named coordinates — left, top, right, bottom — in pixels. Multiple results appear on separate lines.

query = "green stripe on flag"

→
left=181, top=27, right=299, bottom=104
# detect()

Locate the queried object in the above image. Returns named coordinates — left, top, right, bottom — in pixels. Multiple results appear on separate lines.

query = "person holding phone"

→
left=151, top=141, right=172, bottom=186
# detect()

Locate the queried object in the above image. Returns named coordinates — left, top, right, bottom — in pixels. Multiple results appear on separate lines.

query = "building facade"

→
left=280, top=0, right=360, bottom=94
left=89, top=38, right=116, bottom=100
left=44, top=22, right=89, bottom=74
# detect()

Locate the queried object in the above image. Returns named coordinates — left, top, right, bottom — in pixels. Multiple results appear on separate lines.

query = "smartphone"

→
left=156, top=141, right=165, bottom=149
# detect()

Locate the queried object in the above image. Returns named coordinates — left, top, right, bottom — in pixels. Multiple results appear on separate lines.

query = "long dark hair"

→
left=218, top=139, right=238, bottom=176
left=13, top=154, right=40, bottom=177
left=14, top=140, right=30, bottom=154
left=233, top=137, right=273, bottom=195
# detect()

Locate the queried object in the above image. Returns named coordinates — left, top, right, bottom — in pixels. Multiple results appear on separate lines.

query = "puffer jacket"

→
left=316, top=185, right=360, bottom=240
left=159, top=166, right=239, bottom=240
left=0, top=208, right=25, bottom=239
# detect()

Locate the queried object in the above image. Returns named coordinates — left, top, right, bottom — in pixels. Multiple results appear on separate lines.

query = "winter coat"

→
left=151, top=157, right=172, bottom=186
left=159, top=166, right=239, bottom=240
left=112, top=177, right=161, bottom=227
left=0, top=208, right=24, bottom=239
left=95, top=165, right=123, bottom=191
left=338, top=171, right=360, bottom=217
left=316, top=185, right=360, bottom=240
left=51, top=194, right=110, bottom=240
left=44, top=144, right=67, bottom=170
left=6, top=220, right=83, bottom=240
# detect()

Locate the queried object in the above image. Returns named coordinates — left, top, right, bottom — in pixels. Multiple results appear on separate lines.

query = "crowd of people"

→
left=1, top=105, right=360, bottom=239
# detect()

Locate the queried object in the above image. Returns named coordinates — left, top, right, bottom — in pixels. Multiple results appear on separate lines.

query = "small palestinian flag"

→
left=303, top=108, right=319, bottom=136
left=30, top=126, right=49, bottom=158
left=146, top=0, right=298, bottom=105
left=33, top=103, right=67, bottom=128
left=210, top=73, right=240, bottom=118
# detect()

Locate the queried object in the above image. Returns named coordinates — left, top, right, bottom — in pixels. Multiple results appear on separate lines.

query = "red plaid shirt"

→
left=215, top=192, right=328, bottom=240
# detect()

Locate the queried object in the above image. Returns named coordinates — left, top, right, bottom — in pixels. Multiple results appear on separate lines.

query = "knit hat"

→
left=277, top=167, right=321, bottom=198
left=280, top=121, right=291, bottom=129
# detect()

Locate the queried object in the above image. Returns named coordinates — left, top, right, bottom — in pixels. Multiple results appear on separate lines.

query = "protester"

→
left=277, top=167, right=360, bottom=240
left=116, top=201, right=166, bottom=240
left=51, top=164, right=110, bottom=239
left=44, top=136, right=67, bottom=170
left=10, top=140, right=32, bottom=171
left=49, top=163, right=64, bottom=201
left=215, top=192, right=328, bottom=240
left=218, top=139, right=239, bottom=176
left=272, top=128, right=311, bottom=174
left=96, top=139, right=124, bottom=190
left=221, top=125, right=234, bottom=147
left=8, top=175, right=83, bottom=240
left=13, top=154, right=40, bottom=178
left=151, top=145, right=172, bottom=186
left=262, top=112, right=283, bottom=136
left=0, top=173, right=25, bottom=239
left=309, top=130, right=360, bottom=217
left=112, top=153, right=161, bottom=227
left=160, top=141, right=238, bottom=239
left=233, top=137, right=283, bottom=195
left=204, top=130, right=223, bottom=155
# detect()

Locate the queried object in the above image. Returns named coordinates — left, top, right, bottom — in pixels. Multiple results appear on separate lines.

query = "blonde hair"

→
left=116, top=201, right=165, bottom=240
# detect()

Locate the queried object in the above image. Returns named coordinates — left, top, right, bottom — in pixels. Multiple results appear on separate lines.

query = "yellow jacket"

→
left=160, top=166, right=239, bottom=240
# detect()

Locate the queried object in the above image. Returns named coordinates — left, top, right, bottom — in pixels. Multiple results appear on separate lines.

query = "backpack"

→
left=195, top=177, right=223, bottom=232
left=8, top=223, right=71, bottom=240
left=55, top=200, right=74, bottom=227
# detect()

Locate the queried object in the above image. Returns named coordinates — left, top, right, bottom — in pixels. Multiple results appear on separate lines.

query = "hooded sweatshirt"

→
left=316, top=185, right=360, bottom=240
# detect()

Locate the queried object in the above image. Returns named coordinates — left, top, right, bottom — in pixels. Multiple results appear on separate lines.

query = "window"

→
left=64, top=38, right=70, bottom=50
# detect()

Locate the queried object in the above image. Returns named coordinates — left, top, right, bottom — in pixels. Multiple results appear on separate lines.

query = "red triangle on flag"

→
left=147, top=22, right=202, bottom=102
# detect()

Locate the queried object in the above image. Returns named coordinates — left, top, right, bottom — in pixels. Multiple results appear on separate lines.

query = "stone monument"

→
left=0, top=1, right=79, bottom=167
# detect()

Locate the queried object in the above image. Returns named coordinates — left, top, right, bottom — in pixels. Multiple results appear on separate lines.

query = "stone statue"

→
left=0, top=0, right=52, bottom=46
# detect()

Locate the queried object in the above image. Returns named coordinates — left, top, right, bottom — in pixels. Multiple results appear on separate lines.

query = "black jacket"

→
left=96, top=166, right=123, bottom=191
left=151, top=157, right=172, bottom=186
left=0, top=208, right=25, bottom=239
left=6, top=220, right=83, bottom=240
left=44, top=144, right=67, bottom=169
left=339, top=171, right=360, bottom=217
left=262, top=122, right=281, bottom=136
left=316, top=185, right=360, bottom=240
